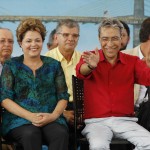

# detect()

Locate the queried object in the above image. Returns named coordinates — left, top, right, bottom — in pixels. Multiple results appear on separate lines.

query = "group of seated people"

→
left=0, top=16, right=150, bottom=150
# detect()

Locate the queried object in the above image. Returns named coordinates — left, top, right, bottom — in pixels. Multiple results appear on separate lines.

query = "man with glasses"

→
left=0, top=28, right=14, bottom=75
left=76, top=18, right=150, bottom=150
left=45, top=19, right=81, bottom=150
left=0, top=28, right=14, bottom=150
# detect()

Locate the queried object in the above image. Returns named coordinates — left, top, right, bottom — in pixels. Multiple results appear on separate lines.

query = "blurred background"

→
left=0, top=0, right=149, bottom=56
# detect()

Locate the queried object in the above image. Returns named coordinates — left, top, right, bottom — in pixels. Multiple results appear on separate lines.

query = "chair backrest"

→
left=72, top=75, right=84, bottom=149
left=72, top=75, right=84, bottom=126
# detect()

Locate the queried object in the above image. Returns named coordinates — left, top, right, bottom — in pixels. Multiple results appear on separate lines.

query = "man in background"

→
left=0, top=28, right=14, bottom=74
left=47, top=29, right=58, bottom=50
left=120, top=20, right=130, bottom=50
left=0, top=28, right=14, bottom=150
left=123, top=17, right=150, bottom=107
left=45, top=19, right=81, bottom=150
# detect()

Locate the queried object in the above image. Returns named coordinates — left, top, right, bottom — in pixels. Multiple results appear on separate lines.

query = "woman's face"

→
left=20, top=31, right=43, bottom=58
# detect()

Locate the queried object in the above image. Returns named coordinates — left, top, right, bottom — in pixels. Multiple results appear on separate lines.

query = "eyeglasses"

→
left=100, top=36, right=121, bottom=43
left=57, top=32, right=80, bottom=39
left=0, top=39, right=14, bottom=45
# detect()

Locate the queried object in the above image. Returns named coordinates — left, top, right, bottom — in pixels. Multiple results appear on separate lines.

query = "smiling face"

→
left=99, top=27, right=122, bottom=61
left=0, top=29, right=14, bottom=60
left=20, top=31, right=43, bottom=58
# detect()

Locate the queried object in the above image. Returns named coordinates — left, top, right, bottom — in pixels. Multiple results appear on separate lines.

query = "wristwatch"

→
left=87, top=64, right=95, bottom=70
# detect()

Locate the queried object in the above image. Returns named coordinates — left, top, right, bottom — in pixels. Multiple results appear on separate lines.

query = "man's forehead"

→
left=101, top=26, right=120, bottom=31
left=60, top=26, right=78, bottom=31
left=0, top=31, right=13, bottom=39
left=100, top=27, right=120, bottom=35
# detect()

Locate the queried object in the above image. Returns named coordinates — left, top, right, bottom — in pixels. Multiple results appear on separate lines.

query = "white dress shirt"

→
left=135, top=47, right=148, bottom=107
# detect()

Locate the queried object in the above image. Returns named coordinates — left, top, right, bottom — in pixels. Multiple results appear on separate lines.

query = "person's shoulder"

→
left=121, top=51, right=139, bottom=61
left=3, top=56, right=23, bottom=70
left=122, top=49, right=133, bottom=54
left=5, top=55, right=22, bottom=64
left=42, top=56, right=62, bottom=70
left=74, top=50, right=82, bottom=56
left=45, top=49, right=55, bottom=55
left=121, top=45, right=140, bottom=56
left=74, top=50, right=81, bottom=53
left=42, top=55, right=60, bottom=64
left=123, top=52, right=139, bottom=58
left=45, top=47, right=57, bottom=56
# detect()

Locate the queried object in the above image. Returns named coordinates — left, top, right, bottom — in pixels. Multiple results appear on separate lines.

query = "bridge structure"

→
left=0, top=0, right=147, bottom=47
left=0, top=15, right=147, bottom=25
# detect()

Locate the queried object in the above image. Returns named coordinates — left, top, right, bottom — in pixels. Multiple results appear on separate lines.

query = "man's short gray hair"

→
left=98, top=18, right=124, bottom=37
left=56, top=19, right=80, bottom=33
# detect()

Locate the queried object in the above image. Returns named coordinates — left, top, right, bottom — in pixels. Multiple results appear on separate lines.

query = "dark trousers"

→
left=111, top=144, right=134, bottom=150
left=68, top=125, right=75, bottom=150
left=5, top=122, right=68, bottom=150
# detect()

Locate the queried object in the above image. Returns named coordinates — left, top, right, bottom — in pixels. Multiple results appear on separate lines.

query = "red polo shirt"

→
left=76, top=50, right=150, bottom=119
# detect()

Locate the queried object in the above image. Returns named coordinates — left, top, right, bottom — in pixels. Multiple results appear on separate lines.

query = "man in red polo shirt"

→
left=76, top=18, right=150, bottom=150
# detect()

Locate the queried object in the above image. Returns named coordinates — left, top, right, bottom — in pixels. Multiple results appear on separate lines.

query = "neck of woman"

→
left=23, top=56, right=43, bottom=76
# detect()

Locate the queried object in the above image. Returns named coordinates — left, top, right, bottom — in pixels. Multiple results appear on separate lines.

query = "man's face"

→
left=56, top=25, right=79, bottom=53
left=120, top=28, right=130, bottom=50
left=99, top=27, right=121, bottom=61
left=0, top=29, right=14, bottom=59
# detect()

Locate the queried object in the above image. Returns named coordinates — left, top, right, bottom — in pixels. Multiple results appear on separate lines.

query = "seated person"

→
left=76, top=18, right=150, bottom=150
left=0, top=18, right=69, bottom=150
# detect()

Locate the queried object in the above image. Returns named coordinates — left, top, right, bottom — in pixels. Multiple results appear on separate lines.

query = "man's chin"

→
left=66, top=47, right=75, bottom=51
left=2, top=53, right=11, bottom=58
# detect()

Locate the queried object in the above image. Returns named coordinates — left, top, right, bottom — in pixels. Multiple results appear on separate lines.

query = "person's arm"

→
left=80, top=48, right=100, bottom=75
left=52, top=99, right=67, bottom=119
left=80, top=63, right=94, bottom=75
left=1, top=98, right=41, bottom=123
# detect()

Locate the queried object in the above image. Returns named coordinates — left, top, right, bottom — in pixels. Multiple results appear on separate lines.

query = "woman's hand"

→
left=32, top=113, right=58, bottom=127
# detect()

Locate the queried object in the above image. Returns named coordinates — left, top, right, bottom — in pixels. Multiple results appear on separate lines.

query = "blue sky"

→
left=0, top=0, right=146, bottom=57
